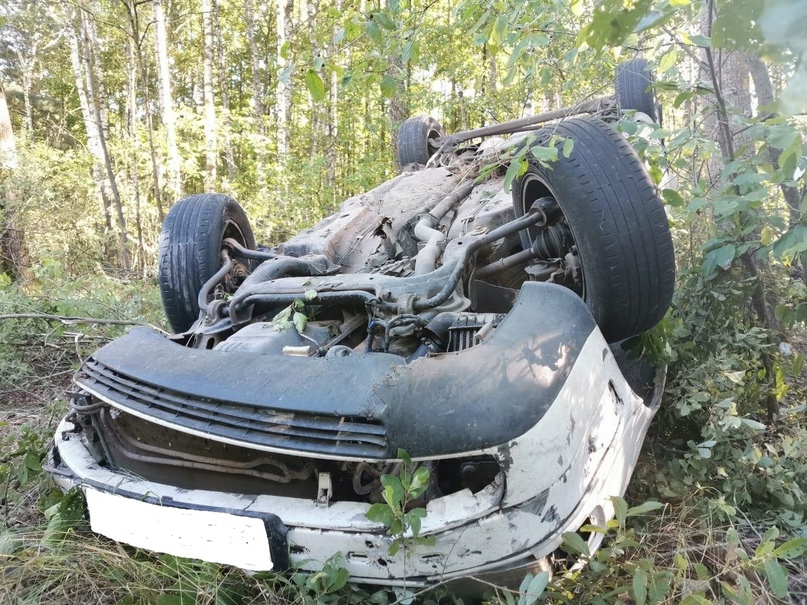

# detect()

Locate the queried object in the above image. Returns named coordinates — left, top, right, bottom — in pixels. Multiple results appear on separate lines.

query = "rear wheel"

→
left=616, top=58, right=660, bottom=123
left=397, top=116, right=445, bottom=169
left=158, top=193, right=255, bottom=333
left=512, top=117, right=675, bottom=342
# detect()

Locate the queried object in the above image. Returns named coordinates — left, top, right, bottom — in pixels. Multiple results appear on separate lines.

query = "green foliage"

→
left=538, top=497, right=802, bottom=604
left=365, top=449, right=435, bottom=557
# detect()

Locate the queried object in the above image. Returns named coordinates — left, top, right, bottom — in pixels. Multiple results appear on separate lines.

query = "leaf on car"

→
left=366, top=503, right=395, bottom=526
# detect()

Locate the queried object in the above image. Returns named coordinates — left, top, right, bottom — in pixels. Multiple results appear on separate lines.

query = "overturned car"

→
left=48, top=61, right=675, bottom=588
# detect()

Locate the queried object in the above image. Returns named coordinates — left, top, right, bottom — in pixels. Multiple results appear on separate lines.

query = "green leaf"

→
left=405, top=511, right=422, bottom=536
left=292, top=312, right=308, bottom=333
left=380, top=75, right=397, bottom=99
left=329, top=567, right=350, bottom=591
left=740, top=418, right=766, bottom=430
left=491, top=14, right=507, bottom=46
left=371, top=10, right=396, bottom=30
left=305, top=70, right=326, bottom=102
left=397, top=448, right=412, bottom=464
left=771, top=537, right=807, bottom=558
left=633, top=568, right=648, bottom=605
left=578, top=0, right=654, bottom=49
left=658, top=46, right=678, bottom=73
left=561, top=531, right=590, bottom=556
left=662, top=188, right=684, bottom=207
left=562, top=138, right=574, bottom=158
left=401, top=40, right=419, bottom=64
left=366, top=21, right=382, bottom=42
left=679, top=595, right=713, bottom=605
left=410, top=466, right=430, bottom=494
left=701, top=244, right=736, bottom=276
left=611, top=496, right=628, bottom=526
left=686, top=34, right=711, bottom=46
left=380, top=475, right=404, bottom=507
left=304, top=289, right=318, bottom=300
left=763, top=559, right=789, bottom=598
left=626, top=501, right=664, bottom=517
left=773, top=224, right=807, bottom=260
left=522, top=571, right=549, bottom=605
left=503, top=156, right=527, bottom=193
left=530, top=145, right=558, bottom=164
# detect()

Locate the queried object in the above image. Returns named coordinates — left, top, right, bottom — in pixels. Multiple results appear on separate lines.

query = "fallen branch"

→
left=0, top=313, right=157, bottom=329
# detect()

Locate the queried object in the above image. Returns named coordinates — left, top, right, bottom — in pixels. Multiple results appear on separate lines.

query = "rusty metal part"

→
left=429, top=97, right=616, bottom=162
left=223, top=237, right=277, bottom=260
left=198, top=250, right=232, bottom=319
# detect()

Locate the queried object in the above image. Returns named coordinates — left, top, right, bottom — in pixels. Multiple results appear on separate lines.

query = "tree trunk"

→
left=15, top=50, right=35, bottom=135
left=127, top=40, right=145, bottom=268
left=202, top=0, right=217, bottom=191
left=0, top=83, right=28, bottom=282
left=308, top=0, right=321, bottom=162
left=326, top=0, right=340, bottom=192
left=68, top=14, right=114, bottom=246
left=78, top=6, right=131, bottom=271
left=213, top=0, right=236, bottom=182
left=276, top=0, right=293, bottom=163
left=122, top=0, right=164, bottom=221
left=244, top=0, right=264, bottom=126
left=153, top=0, right=181, bottom=200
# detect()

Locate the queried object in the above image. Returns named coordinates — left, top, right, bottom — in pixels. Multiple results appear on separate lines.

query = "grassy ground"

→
left=0, top=275, right=805, bottom=605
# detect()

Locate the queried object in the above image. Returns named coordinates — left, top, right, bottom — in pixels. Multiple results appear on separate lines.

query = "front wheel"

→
left=512, top=118, right=675, bottom=342
left=158, top=193, right=255, bottom=333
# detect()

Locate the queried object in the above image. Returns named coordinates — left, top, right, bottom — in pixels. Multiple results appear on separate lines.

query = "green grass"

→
left=1, top=273, right=805, bottom=605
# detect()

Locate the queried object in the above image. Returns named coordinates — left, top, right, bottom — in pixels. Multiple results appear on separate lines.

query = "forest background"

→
left=0, top=0, right=806, bottom=603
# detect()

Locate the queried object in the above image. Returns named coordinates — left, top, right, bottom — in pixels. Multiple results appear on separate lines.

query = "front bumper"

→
left=71, top=283, right=596, bottom=460
left=49, top=315, right=663, bottom=585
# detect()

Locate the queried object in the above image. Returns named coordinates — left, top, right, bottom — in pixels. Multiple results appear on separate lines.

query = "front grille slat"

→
left=82, top=364, right=386, bottom=446
left=77, top=358, right=387, bottom=457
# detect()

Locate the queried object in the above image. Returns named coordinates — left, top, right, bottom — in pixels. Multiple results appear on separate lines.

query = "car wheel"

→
left=158, top=193, right=256, bottom=333
left=397, top=116, right=445, bottom=168
left=616, top=58, right=661, bottom=124
left=512, top=117, right=675, bottom=342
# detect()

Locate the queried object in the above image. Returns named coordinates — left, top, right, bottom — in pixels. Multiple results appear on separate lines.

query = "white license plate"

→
left=85, top=488, right=274, bottom=570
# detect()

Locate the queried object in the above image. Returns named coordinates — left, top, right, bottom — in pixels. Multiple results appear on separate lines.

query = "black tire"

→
left=158, top=193, right=255, bottom=333
left=616, top=58, right=660, bottom=123
left=512, top=117, right=675, bottom=342
left=397, top=116, right=445, bottom=168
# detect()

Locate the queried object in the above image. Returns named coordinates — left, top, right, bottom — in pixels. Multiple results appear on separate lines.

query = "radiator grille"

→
left=76, top=358, right=387, bottom=458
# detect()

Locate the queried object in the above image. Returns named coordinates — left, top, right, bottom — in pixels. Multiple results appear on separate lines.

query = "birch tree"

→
left=202, top=0, right=217, bottom=191
left=74, top=5, right=131, bottom=270
left=213, top=0, right=235, bottom=182
left=122, top=0, right=165, bottom=220
left=276, top=0, right=293, bottom=162
left=153, top=0, right=181, bottom=200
